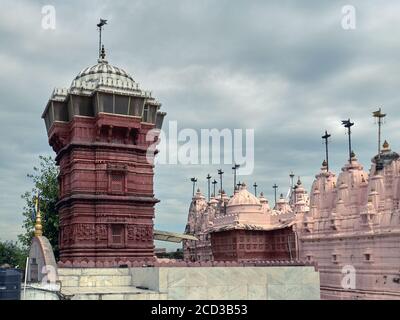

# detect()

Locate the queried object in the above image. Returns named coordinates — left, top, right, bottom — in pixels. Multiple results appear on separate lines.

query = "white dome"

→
left=227, top=183, right=260, bottom=206
left=70, top=55, right=139, bottom=94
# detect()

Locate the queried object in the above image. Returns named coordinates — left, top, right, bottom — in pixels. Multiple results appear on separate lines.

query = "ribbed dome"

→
left=228, top=183, right=260, bottom=206
left=70, top=53, right=138, bottom=94
left=76, top=62, right=134, bottom=82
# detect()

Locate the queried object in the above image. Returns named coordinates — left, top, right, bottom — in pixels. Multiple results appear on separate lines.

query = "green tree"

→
left=0, top=241, right=27, bottom=268
left=18, top=155, right=59, bottom=258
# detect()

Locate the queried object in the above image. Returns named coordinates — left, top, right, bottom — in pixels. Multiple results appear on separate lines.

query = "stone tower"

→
left=42, top=47, right=166, bottom=267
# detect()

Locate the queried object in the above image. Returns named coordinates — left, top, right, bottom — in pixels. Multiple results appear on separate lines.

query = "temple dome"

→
left=70, top=48, right=139, bottom=94
left=227, top=183, right=261, bottom=206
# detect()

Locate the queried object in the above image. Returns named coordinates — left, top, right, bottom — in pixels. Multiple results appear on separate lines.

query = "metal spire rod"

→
left=97, top=18, right=108, bottom=58
left=322, top=130, right=331, bottom=171
left=232, top=163, right=240, bottom=193
left=253, top=182, right=258, bottom=196
left=341, top=118, right=354, bottom=164
left=206, top=174, right=211, bottom=202
left=289, top=171, right=295, bottom=189
left=273, top=183, right=278, bottom=208
left=212, top=179, right=218, bottom=197
left=190, top=177, right=197, bottom=197
left=289, top=171, right=295, bottom=203
left=218, top=169, right=224, bottom=200
left=373, top=108, right=386, bottom=159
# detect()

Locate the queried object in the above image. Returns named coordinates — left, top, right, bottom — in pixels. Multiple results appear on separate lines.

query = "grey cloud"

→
left=1, top=1, right=400, bottom=251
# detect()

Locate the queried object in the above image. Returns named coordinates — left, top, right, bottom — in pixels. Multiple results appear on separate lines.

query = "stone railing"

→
left=58, top=258, right=318, bottom=271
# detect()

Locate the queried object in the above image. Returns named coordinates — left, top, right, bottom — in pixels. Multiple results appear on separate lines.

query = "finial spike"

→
left=383, top=140, right=389, bottom=149
left=34, top=192, right=43, bottom=237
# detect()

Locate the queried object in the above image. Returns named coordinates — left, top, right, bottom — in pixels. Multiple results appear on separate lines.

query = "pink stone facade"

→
left=296, top=143, right=400, bottom=299
left=183, top=183, right=307, bottom=262
left=184, top=143, right=400, bottom=299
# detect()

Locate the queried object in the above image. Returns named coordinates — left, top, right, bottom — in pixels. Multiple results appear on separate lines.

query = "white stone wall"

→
left=131, top=266, right=320, bottom=300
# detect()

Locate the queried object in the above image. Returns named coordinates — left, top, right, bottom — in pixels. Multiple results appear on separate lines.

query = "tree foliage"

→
left=18, top=155, right=59, bottom=258
left=0, top=241, right=27, bottom=268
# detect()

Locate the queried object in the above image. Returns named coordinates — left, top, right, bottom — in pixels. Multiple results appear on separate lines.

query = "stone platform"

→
left=23, top=262, right=320, bottom=300
left=58, top=268, right=166, bottom=300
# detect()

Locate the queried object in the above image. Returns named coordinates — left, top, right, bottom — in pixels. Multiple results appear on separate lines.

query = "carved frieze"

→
left=127, top=225, right=152, bottom=242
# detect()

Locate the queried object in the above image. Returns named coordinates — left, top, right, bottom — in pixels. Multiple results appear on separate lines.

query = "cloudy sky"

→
left=1, top=1, right=400, bottom=250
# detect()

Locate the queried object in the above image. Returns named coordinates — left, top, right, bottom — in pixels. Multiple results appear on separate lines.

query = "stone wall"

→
left=130, top=266, right=320, bottom=300
left=24, top=266, right=320, bottom=300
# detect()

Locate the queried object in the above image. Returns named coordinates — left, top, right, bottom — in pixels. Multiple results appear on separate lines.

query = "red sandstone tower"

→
left=42, top=47, right=166, bottom=267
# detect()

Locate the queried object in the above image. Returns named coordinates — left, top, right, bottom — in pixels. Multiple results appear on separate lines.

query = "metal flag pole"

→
left=373, top=108, right=386, bottom=159
left=289, top=172, right=295, bottom=189
left=289, top=171, right=295, bottom=203
left=97, top=18, right=108, bottom=58
left=206, top=174, right=211, bottom=202
left=322, top=130, right=331, bottom=171
left=212, top=179, right=218, bottom=197
left=190, top=177, right=197, bottom=197
left=23, top=256, right=29, bottom=300
left=218, top=169, right=224, bottom=200
left=341, top=119, right=354, bottom=164
left=273, top=183, right=278, bottom=207
left=232, top=163, right=240, bottom=193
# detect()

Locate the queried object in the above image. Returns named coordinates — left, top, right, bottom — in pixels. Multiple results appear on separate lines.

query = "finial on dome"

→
left=322, top=159, right=327, bottom=167
left=97, top=18, right=108, bottom=59
left=100, top=45, right=106, bottom=60
left=383, top=140, right=389, bottom=150
left=241, top=182, right=247, bottom=189
left=34, top=192, right=43, bottom=237
left=351, top=150, right=356, bottom=158
left=297, top=177, right=302, bottom=186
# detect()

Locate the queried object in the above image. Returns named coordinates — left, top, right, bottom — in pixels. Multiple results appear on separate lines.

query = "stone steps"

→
left=61, top=286, right=167, bottom=300
left=59, top=275, right=132, bottom=287
left=58, top=268, right=131, bottom=276
left=57, top=268, right=166, bottom=300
